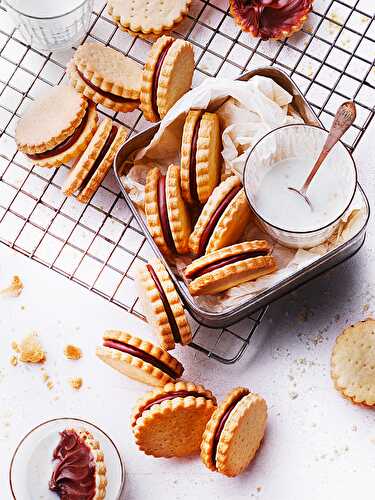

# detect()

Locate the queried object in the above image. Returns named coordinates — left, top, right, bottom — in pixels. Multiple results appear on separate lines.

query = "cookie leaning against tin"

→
left=16, top=84, right=98, bottom=168
left=67, top=42, right=142, bottom=113
left=132, top=381, right=217, bottom=458
left=145, top=165, right=191, bottom=257
left=140, top=36, right=195, bottom=122
left=185, top=241, right=276, bottom=296
left=189, top=176, right=252, bottom=256
left=96, top=331, right=184, bottom=387
left=137, top=259, right=192, bottom=350
left=62, top=118, right=127, bottom=204
left=108, top=0, right=191, bottom=39
left=331, top=318, right=375, bottom=407
left=180, top=110, right=221, bottom=205
left=201, top=387, right=267, bottom=477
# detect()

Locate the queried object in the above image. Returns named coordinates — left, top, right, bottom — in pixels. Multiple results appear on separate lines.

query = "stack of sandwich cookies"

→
left=108, top=0, right=191, bottom=39
left=132, top=381, right=217, bottom=458
left=67, top=42, right=142, bottom=113
left=16, top=85, right=98, bottom=168
left=137, top=259, right=192, bottom=350
left=140, top=36, right=195, bottom=122
left=201, top=387, right=267, bottom=477
left=181, top=110, right=221, bottom=205
left=62, top=118, right=127, bottom=204
left=185, top=241, right=277, bottom=296
left=145, top=165, right=191, bottom=257
left=96, top=331, right=184, bottom=387
left=189, top=176, right=251, bottom=256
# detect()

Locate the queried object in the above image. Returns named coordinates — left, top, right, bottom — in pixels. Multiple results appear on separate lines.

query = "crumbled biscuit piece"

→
left=69, top=377, right=83, bottom=390
left=0, top=275, right=24, bottom=297
left=19, top=333, right=46, bottom=363
left=64, top=344, right=82, bottom=360
left=10, top=355, right=18, bottom=367
left=11, top=341, right=20, bottom=353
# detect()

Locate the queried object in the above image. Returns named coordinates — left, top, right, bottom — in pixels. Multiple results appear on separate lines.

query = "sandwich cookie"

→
left=185, top=241, right=277, bottom=296
left=331, top=318, right=375, bottom=407
left=16, top=85, right=98, bottom=168
left=132, top=381, right=217, bottom=458
left=108, top=0, right=191, bottom=39
left=189, top=176, right=251, bottom=256
left=140, top=36, right=195, bottom=122
left=96, top=331, right=184, bottom=387
left=67, top=42, right=142, bottom=113
left=180, top=110, right=221, bottom=205
left=49, top=428, right=107, bottom=499
left=137, top=259, right=192, bottom=350
left=62, top=118, right=127, bottom=204
left=145, top=165, right=191, bottom=257
left=201, top=387, right=267, bottom=477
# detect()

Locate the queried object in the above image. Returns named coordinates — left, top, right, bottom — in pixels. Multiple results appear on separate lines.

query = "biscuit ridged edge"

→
left=166, top=164, right=191, bottom=254
left=76, top=429, right=107, bottom=499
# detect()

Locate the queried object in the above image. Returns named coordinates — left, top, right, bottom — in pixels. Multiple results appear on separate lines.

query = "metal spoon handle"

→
left=300, top=101, right=356, bottom=194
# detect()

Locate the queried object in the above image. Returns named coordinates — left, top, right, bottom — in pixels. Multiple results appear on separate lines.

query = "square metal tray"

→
left=115, top=67, right=370, bottom=329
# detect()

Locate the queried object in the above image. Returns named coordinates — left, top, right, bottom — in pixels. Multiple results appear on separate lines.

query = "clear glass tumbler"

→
left=3, top=0, right=93, bottom=52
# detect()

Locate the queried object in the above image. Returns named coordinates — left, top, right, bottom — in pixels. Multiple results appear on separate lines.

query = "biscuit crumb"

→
left=64, top=344, right=82, bottom=361
left=11, top=341, right=20, bottom=353
left=41, top=369, right=54, bottom=390
left=69, top=377, right=83, bottom=390
left=0, top=275, right=24, bottom=297
left=10, top=355, right=18, bottom=367
left=19, top=333, right=46, bottom=364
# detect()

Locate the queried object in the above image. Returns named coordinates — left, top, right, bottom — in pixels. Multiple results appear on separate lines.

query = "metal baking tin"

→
left=114, top=67, right=370, bottom=328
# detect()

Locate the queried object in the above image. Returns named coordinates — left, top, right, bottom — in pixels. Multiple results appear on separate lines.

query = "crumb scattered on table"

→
left=69, top=377, right=83, bottom=390
left=19, top=333, right=46, bottom=364
left=10, top=355, right=18, bottom=367
left=0, top=275, right=24, bottom=298
left=64, top=344, right=82, bottom=361
left=11, top=341, right=20, bottom=353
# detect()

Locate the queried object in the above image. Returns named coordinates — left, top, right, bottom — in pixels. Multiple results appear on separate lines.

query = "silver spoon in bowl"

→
left=288, top=101, right=356, bottom=210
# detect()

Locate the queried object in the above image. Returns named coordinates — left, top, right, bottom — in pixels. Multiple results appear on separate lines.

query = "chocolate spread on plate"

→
left=77, top=67, right=136, bottom=104
left=103, top=339, right=179, bottom=379
left=232, top=0, right=312, bottom=40
left=157, top=174, right=177, bottom=253
left=27, top=108, right=89, bottom=160
left=146, top=264, right=181, bottom=344
left=151, top=39, right=174, bottom=120
left=189, top=112, right=204, bottom=204
left=49, top=429, right=96, bottom=500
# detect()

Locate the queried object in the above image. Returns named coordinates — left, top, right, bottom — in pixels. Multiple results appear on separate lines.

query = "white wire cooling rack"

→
left=0, top=0, right=374, bottom=363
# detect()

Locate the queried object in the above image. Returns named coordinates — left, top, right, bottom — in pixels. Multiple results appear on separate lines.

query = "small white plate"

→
left=10, top=417, right=125, bottom=499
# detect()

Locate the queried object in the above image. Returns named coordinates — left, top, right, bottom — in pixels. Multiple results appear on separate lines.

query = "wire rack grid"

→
left=0, top=0, right=374, bottom=363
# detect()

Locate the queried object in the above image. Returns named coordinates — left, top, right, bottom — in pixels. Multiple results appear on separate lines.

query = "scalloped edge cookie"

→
left=166, top=164, right=191, bottom=254
left=76, top=428, right=107, bottom=500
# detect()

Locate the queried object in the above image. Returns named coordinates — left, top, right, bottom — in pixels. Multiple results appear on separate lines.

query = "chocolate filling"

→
left=198, top=185, right=242, bottom=256
left=78, top=125, right=118, bottom=194
left=147, top=264, right=181, bottom=344
left=189, top=112, right=204, bottom=204
left=49, top=429, right=96, bottom=499
left=151, top=39, right=174, bottom=120
left=27, top=108, right=89, bottom=160
left=190, top=249, right=269, bottom=279
left=157, top=174, right=176, bottom=253
left=103, top=339, right=178, bottom=379
left=141, top=390, right=210, bottom=414
left=77, top=67, right=135, bottom=104
left=212, top=394, right=246, bottom=465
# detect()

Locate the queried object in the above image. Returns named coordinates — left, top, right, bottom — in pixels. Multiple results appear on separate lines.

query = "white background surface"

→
left=0, top=119, right=374, bottom=499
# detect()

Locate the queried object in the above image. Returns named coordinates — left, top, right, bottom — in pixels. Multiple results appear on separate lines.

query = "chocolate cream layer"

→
left=103, top=339, right=179, bottom=379
left=49, top=429, right=96, bottom=500
left=157, top=174, right=177, bottom=253
left=146, top=264, right=181, bottom=344
left=78, top=125, right=118, bottom=193
left=197, top=185, right=242, bottom=256
left=190, top=249, right=269, bottom=279
left=151, top=39, right=174, bottom=120
left=211, top=393, right=246, bottom=465
left=189, top=111, right=204, bottom=204
left=27, top=108, right=89, bottom=160
left=77, top=67, right=138, bottom=104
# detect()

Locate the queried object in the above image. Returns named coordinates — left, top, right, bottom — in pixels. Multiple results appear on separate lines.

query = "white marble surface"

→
left=0, top=119, right=374, bottom=499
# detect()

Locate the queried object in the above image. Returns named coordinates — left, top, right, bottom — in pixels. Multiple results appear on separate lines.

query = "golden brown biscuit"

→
left=62, top=117, right=128, bottom=203
left=331, top=318, right=375, bottom=407
left=137, top=259, right=192, bottom=350
left=201, top=387, right=267, bottom=477
left=96, top=330, right=184, bottom=387
left=140, top=36, right=195, bottom=122
left=15, top=85, right=98, bottom=168
left=181, top=110, right=221, bottom=205
left=185, top=241, right=276, bottom=296
left=132, top=380, right=217, bottom=457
